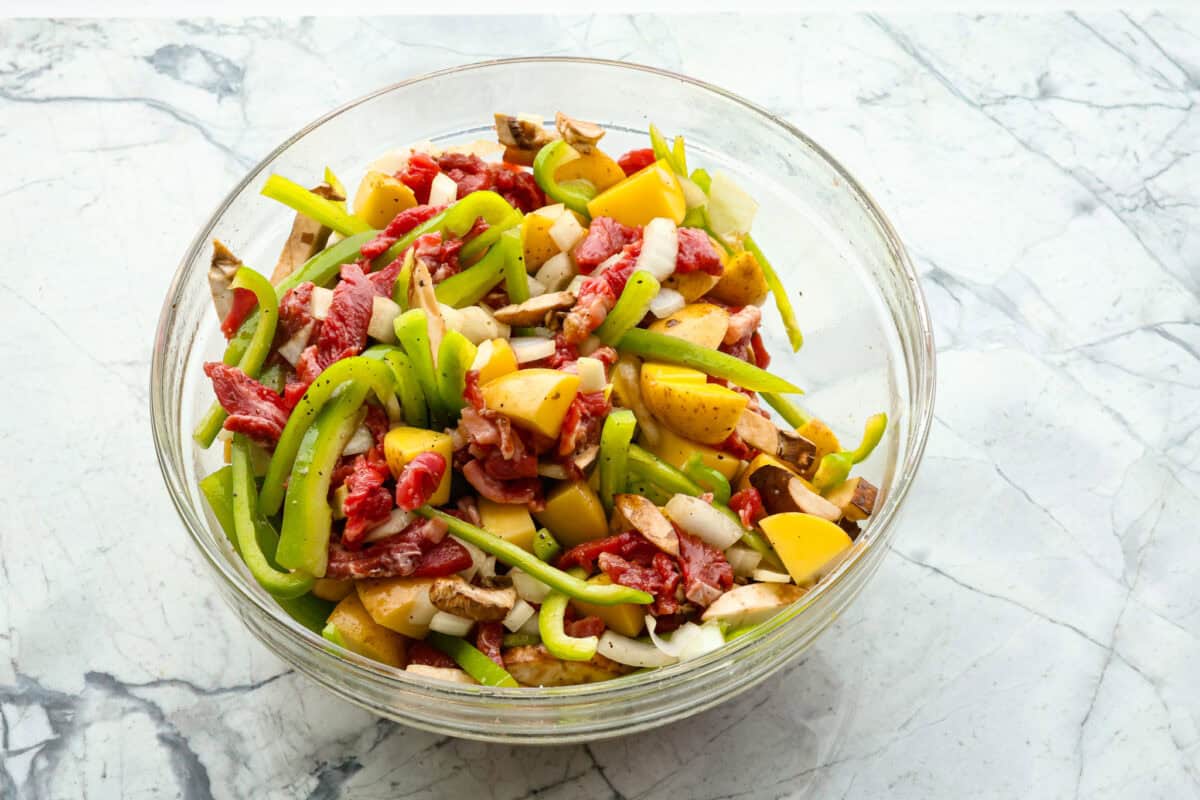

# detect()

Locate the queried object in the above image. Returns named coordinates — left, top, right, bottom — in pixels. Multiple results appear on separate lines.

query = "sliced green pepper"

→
left=812, top=413, right=888, bottom=491
left=363, top=345, right=427, bottom=428
left=394, top=308, right=447, bottom=430
left=276, top=382, right=370, bottom=577
left=427, top=631, right=520, bottom=687
left=258, top=356, right=397, bottom=517
left=261, top=174, right=371, bottom=237
left=392, top=250, right=414, bottom=309
left=533, top=528, right=562, bottom=563
left=376, top=190, right=519, bottom=267
left=671, top=135, right=688, bottom=175
left=683, top=453, right=731, bottom=505
left=258, top=362, right=286, bottom=394
left=416, top=508, right=653, bottom=606
left=761, top=392, right=812, bottom=430
left=437, top=330, right=477, bottom=416
left=616, top=329, right=802, bottom=393
left=744, top=235, right=803, bottom=352
left=625, top=478, right=672, bottom=506
left=532, top=140, right=596, bottom=217
left=540, top=569, right=598, bottom=662
left=323, top=166, right=348, bottom=207
left=200, top=467, right=333, bottom=631
left=499, top=229, right=530, bottom=306
left=594, top=270, right=660, bottom=345
left=434, top=241, right=507, bottom=308
left=649, top=124, right=685, bottom=177
left=501, top=632, right=540, bottom=648
left=459, top=209, right=524, bottom=264
left=599, top=409, right=637, bottom=513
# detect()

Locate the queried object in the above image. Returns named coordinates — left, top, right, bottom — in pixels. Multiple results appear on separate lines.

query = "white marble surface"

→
left=1, top=13, right=1198, bottom=799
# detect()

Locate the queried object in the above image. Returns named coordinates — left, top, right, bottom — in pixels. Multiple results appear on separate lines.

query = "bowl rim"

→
left=151, top=55, right=936, bottom=702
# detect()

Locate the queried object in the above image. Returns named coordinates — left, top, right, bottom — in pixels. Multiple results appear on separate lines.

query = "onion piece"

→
left=724, top=544, right=763, bottom=578
left=510, top=568, right=552, bottom=604
left=532, top=202, right=566, bottom=221
left=647, top=287, right=686, bottom=319
left=664, top=494, right=744, bottom=550
left=707, top=171, right=758, bottom=238
left=452, top=535, right=487, bottom=582
left=310, top=286, right=334, bottom=321
left=525, top=275, right=547, bottom=297
left=457, top=306, right=508, bottom=345
left=565, top=275, right=586, bottom=297
left=342, top=424, right=375, bottom=457
left=576, top=357, right=607, bottom=393
left=549, top=210, right=587, bottom=252
left=503, top=599, right=537, bottom=632
left=437, top=303, right=464, bottom=333
left=368, top=295, right=402, bottom=343
left=428, top=172, right=459, bottom=207
left=678, top=175, right=708, bottom=209
left=752, top=569, right=793, bottom=584
left=635, top=218, right=679, bottom=281
left=510, top=336, right=556, bottom=363
left=535, top=251, right=575, bottom=292
left=276, top=321, right=313, bottom=366
left=597, top=631, right=679, bottom=668
left=429, top=611, right=474, bottom=637
left=364, top=508, right=416, bottom=543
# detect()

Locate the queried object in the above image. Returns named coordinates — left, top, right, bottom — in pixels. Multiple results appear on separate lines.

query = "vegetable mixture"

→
left=196, top=111, right=886, bottom=688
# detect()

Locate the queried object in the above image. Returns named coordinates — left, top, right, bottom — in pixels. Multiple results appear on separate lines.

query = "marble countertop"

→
left=2, top=13, right=1198, bottom=799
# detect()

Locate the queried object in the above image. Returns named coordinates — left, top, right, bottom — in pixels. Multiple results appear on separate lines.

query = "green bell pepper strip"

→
left=532, top=141, right=596, bottom=217
left=540, top=568, right=599, bottom=662
left=812, top=413, right=888, bottom=491
left=671, top=135, right=688, bottom=175
left=616, top=329, right=802, bottom=393
left=533, top=528, right=562, bottom=563
left=394, top=308, right=447, bottom=430
left=194, top=231, right=377, bottom=447
left=761, top=392, right=812, bottom=429
left=594, top=270, right=660, bottom=345
left=276, top=383, right=370, bottom=577
left=744, top=234, right=803, bottom=352
left=434, top=241, right=507, bottom=308
left=261, top=174, right=371, bottom=237
left=598, top=409, right=637, bottom=513
left=323, top=166, right=348, bottom=207
left=321, top=622, right=348, bottom=649
left=258, top=362, right=286, bottom=394
left=437, top=330, right=477, bottom=416
left=427, top=631, right=520, bottom=687
left=258, top=356, right=397, bottom=517
left=199, top=467, right=333, bottom=631
left=499, top=229, right=530, bottom=306
left=230, top=436, right=316, bottom=598
left=683, top=453, right=731, bottom=505
left=501, top=632, right=540, bottom=648
left=375, top=190, right=519, bottom=267
left=362, top=345, right=427, bottom=428
left=392, top=251, right=414, bottom=308
left=625, top=478, right=672, bottom=506
left=649, top=124, right=685, bottom=176
left=459, top=209, right=524, bottom=264
left=415, top=507, right=654, bottom=606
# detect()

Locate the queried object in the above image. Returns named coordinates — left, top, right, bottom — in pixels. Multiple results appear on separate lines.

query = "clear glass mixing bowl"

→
left=151, top=57, right=935, bottom=743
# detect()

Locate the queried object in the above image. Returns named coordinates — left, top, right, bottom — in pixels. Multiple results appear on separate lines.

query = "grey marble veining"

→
left=1, top=13, right=1198, bottom=799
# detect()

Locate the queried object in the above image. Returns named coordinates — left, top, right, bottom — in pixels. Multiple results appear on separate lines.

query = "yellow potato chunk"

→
left=326, top=593, right=408, bottom=667
left=796, top=418, right=841, bottom=478
left=572, top=577, right=645, bottom=638
left=521, top=209, right=560, bottom=272
left=647, top=303, right=730, bottom=349
left=353, top=170, right=418, bottom=229
left=640, top=426, right=742, bottom=480
left=663, top=271, right=720, bottom=302
left=479, top=497, right=537, bottom=552
left=759, top=512, right=853, bottom=585
left=709, top=250, right=769, bottom=306
left=586, top=160, right=686, bottom=227
left=356, top=577, right=438, bottom=638
left=533, top=480, right=609, bottom=547
left=480, top=368, right=580, bottom=439
left=555, top=150, right=626, bottom=193
left=383, top=427, right=453, bottom=506
left=475, top=338, right=519, bottom=386
left=640, top=362, right=749, bottom=444
left=313, top=578, right=355, bottom=603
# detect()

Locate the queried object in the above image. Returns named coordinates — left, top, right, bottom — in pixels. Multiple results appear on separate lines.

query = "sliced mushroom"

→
left=748, top=465, right=842, bottom=522
left=494, top=113, right=558, bottom=165
left=271, top=183, right=342, bottom=284
left=735, top=410, right=817, bottom=473
left=573, top=443, right=600, bottom=473
left=823, top=477, right=878, bottom=522
left=491, top=291, right=576, bottom=327
left=429, top=575, right=517, bottom=622
left=406, top=664, right=478, bottom=684
left=502, top=645, right=632, bottom=687
left=208, top=239, right=242, bottom=320
left=407, top=256, right=444, bottom=367
left=555, top=112, right=605, bottom=154
left=614, top=494, right=679, bottom=556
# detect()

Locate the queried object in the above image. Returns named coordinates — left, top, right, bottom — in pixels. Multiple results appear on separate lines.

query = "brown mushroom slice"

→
left=614, top=494, right=679, bottom=556
left=491, top=291, right=576, bottom=327
left=735, top=411, right=817, bottom=473
left=494, top=113, right=558, bottom=165
left=502, top=645, right=632, bottom=687
left=554, top=112, right=605, bottom=154
left=748, top=465, right=842, bottom=522
left=573, top=444, right=600, bottom=473
left=271, top=183, right=342, bottom=284
left=428, top=575, right=517, bottom=622
left=823, top=477, right=878, bottom=522
left=208, top=239, right=243, bottom=320
left=407, top=257, right=445, bottom=367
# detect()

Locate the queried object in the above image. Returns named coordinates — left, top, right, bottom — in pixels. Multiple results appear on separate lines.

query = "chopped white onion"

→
left=503, top=599, right=537, bottom=632
left=678, top=175, right=709, bottom=209
left=429, top=611, right=475, bottom=637
left=364, top=508, right=416, bottom=543
left=597, top=631, right=679, bottom=668
left=437, top=303, right=464, bottom=333
left=276, top=321, right=313, bottom=366
left=707, top=171, right=758, bottom=238
left=532, top=202, right=566, bottom=221
left=647, top=616, right=725, bottom=661
left=457, top=306, right=509, bottom=345
left=576, top=357, right=607, bottom=393
left=510, top=336, right=556, bottom=363
left=579, top=335, right=604, bottom=356
left=664, top=495, right=744, bottom=550
left=428, top=172, right=459, bottom=207
left=517, top=613, right=541, bottom=637
left=477, top=555, right=498, bottom=581
left=549, top=210, right=586, bottom=252
left=635, top=218, right=679, bottom=281
left=342, top=424, right=375, bottom=457
left=452, top=535, right=486, bottom=582
left=470, top=338, right=499, bottom=372
left=525, top=275, right=547, bottom=297
left=535, top=252, right=576, bottom=292
left=537, top=461, right=570, bottom=479
left=725, top=545, right=763, bottom=578
left=363, top=148, right=411, bottom=178
left=310, top=286, right=334, bottom=321
left=368, top=295, right=401, bottom=343
left=648, top=287, right=686, bottom=319
left=566, top=275, right=587, bottom=296
left=531, top=326, right=553, bottom=338
left=510, top=569, right=552, bottom=604
left=752, top=569, right=794, bottom=584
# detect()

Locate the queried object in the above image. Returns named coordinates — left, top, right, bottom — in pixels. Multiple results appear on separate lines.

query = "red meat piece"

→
left=572, top=216, right=637, bottom=273
left=674, top=227, right=723, bottom=275
left=476, top=621, right=505, bottom=668
left=598, top=551, right=682, bottom=616
left=729, top=487, right=766, bottom=528
left=617, top=148, right=656, bottom=176
left=325, top=516, right=450, bottom=580
left=677, top=530, right=733, bottom=607
left=340, top=448, right=394, bottom=549
left=491, top=166, right=544, bottom=214
left=221, top=287, right=257, bottom=340
left=557, top=531, right=660, bottom=573
left=204, top=362, right=290, bottom=444
left=408, top=640, right=457, bottom=669
left=277, top=282, right=317, bottom=341
left=295, top=263, right=375, bottom=383
left=564, top=616, right=606, bottom=639
left=461, top=460, right=543, bottom=509
left=399, top=152, right=441, bottom=204
left=410, top=537, right=473, bottom=577
left=360, top=203, right=446, bottom=260
left=412, top=231, right=464, bottom=284
left=394, top=452, right=447, bottom=512
left=557, top=390, right=609, bottom=458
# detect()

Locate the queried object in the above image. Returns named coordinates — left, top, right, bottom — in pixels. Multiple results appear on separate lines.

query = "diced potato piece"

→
left=521, top=208, right=561, bottom=272
left=759, top=512, right=853, bottom=585
left=700, top=582, right=805, bottom=628
left=647, top=303, right=730, bottom=349
left=313, top=578, right=354, bottom=602
left=663, top=271, right=720, bottom=303
left=472, top=338, right=519, bottom=385
left=503, top=645, right=632, bottom=687
left=642, top=426, right=742, bottom=481
left=823, top=476, right=879, bottom=522
left=326, top=593, right=408, bottom=667
left=586, top=160, right=686, bottom=227
left=533, top=480, right=608, bottom=547
left=353, top=170, right=418, bottom=229
left=640, top=362, right=707, bottom=386
left=480, top=368, right=580, bottom=439
left=554, top=149, right=626, bottom=193
left=796, top=419, right=841, bottom=465
left=479, top=498, right=537, bottom=553
left=571, top=576, right=645, bottom=637
left=641, top=362, right=749, bottom=444
left=383, top=427, right=453, bottom=506
left=356, top=577, right=439, bottom=638
left=709, top=250, right=769, bottom=306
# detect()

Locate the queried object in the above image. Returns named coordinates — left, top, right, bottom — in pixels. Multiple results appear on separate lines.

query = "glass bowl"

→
left=151, top=57, right=935, bottom=743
